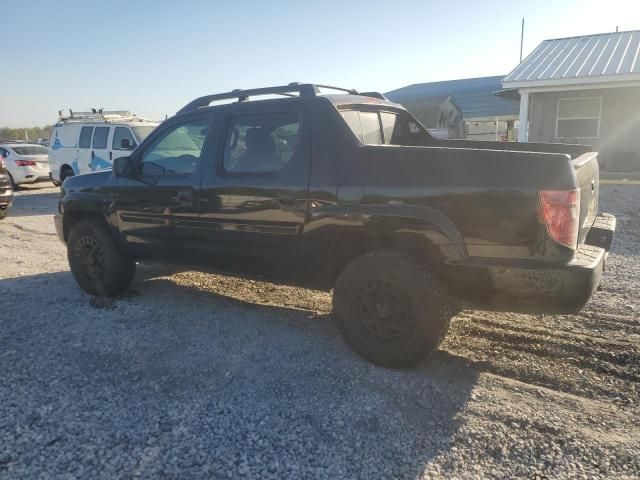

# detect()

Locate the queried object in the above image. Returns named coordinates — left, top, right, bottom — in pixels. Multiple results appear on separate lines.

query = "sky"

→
left=1, top=0, right=639, bottom=127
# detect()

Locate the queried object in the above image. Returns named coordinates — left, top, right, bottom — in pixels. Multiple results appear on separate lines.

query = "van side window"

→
left=112, top=127, right=136, bottom=151
left=79, top=127, right=93, bottom=148
left=92, top=127, right=109, bottom=149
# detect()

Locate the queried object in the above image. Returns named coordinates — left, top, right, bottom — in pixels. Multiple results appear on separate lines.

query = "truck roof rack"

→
left=177, top=83, right=387, bottom=114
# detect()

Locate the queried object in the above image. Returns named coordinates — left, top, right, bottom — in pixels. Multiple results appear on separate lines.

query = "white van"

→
left=49, top=110, right=160, bottom=184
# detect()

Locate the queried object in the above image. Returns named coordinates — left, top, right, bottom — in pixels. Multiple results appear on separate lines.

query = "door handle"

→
left=278, top=192, right=296, bottom=205
left=173, top=190, right=193, bottom=208
left=109, top=151, right=113, bottom=161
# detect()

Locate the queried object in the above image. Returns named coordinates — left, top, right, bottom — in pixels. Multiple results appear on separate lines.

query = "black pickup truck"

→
left=0, top=155, right=13, bottom=220
left=54, top=83, right=615, bottom=368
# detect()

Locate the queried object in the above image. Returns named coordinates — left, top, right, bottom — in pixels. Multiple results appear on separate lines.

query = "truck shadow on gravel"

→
left=1, top=266, right=482, bottom=478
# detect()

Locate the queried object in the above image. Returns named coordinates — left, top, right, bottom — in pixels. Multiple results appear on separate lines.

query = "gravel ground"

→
left=0, top=184, right=639, bottom=479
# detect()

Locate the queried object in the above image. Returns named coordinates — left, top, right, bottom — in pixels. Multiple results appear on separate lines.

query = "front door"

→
left=198, top=108, right=311, bottom=278
left=111, top=126, right=137, bottom=163
left=114, top=115, right=212, bottom=259
left=76, top=126, right=93, bottom=175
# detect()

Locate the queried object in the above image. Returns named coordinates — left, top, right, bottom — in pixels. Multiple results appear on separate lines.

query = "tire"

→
left=333, top=250, right=454, bottom=368
left=8, top=173, right=19, bottom=190
left=67, top=219, right=136, bottom=296
left=60, top=167, right=74, bottom=184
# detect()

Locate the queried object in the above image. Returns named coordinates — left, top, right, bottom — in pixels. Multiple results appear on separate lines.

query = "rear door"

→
left=90, top=126, right=112, bottom=171
left=198, top=105, right=311, bottom=277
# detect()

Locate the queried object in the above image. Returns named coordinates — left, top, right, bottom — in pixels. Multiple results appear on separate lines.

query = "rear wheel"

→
left=67, top=219, right=136, bottom=296
left=333, top=250, right=454, bottom=368
left=60, top=167, right=74, bottom=185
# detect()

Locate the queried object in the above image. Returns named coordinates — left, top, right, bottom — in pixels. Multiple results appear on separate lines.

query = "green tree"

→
left=0, top=126, right=53, bottom=142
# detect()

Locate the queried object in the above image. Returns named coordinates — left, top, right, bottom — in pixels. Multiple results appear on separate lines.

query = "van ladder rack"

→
left=58, top=109, right=133, bottom=121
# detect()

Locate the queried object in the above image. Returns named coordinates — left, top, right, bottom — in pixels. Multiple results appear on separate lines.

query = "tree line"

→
left=0, top=126, right=53, bottom=142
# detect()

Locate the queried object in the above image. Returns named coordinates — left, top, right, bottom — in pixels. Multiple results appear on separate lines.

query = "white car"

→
left=0, top=143, right=51, bottom=188
left=49, top=110, right=159, bottom=184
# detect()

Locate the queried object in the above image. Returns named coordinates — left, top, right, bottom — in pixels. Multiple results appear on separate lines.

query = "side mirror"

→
left=113, top=156, right=133, bottom=177
left=120, top=138, right=136, bottom=150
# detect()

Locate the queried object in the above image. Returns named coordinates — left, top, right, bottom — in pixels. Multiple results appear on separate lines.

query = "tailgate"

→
left=572, top=152, right=599, bottom=245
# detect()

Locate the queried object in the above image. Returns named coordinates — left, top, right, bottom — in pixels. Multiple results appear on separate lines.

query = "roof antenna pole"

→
left=520, top=18, right=525, bottom=63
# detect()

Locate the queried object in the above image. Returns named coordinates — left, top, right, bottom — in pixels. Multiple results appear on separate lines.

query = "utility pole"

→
left=520, top=18, right=525, bottom=63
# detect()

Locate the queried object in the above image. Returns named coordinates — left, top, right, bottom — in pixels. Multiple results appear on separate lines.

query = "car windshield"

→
left=132, top=126, right=155, bottom=143
left=11, top=146, right=48, bottom=156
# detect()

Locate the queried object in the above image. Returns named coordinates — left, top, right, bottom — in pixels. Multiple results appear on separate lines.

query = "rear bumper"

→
left=447, top=213, right=616, bottom=314
left=0, top=187, right=14, bottom=206
left=18, top=175, right=51, bottom=185
left=0, top=187, right=13, bottom=218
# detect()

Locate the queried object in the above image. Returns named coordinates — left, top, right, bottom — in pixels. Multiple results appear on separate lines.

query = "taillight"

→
left=0, top=159, right=5, bottom=172
left=538, top=189, right=580, bottom=249
left=15, top=159, right=37, bottom=166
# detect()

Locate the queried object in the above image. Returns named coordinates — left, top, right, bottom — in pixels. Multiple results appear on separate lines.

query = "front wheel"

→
left=8, top=173, right=19, bottom=190
left=67, top=219, right=136, bottom=296
left=333, top=250, right=454, bottom=368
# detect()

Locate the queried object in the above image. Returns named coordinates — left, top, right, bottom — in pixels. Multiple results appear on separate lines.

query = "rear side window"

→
left=223, top=112, right=300, bottom=173
left=92, top=127, right=109, bottom=149
left=79, top=127, right=93, bottom=148
left=341, top=109, right=421, bottom=146
left=340, top=110, right=397, bottom=145
left=380, top=113, right=397, bottom=144
left=360, top=112, right=382, bottom=144
left=112, top=127, right=136, bottom=150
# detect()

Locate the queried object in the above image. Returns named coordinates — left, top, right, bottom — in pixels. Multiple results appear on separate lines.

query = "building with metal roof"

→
left=503, top=30, right=640, bottom=171
left=386, top=76, right=519, bottom=140
left=504, top=30, right=640, bottom=88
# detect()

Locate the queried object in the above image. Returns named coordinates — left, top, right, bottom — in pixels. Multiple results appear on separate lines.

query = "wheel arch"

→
left=300, top=204, right=466, bottom=289
left=63, top=210, right=110, bottom=242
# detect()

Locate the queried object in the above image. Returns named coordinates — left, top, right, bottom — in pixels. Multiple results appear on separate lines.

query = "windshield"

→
left=132, top=126, right=156, bottom=143
left=12, top=146, right=48, bottom=156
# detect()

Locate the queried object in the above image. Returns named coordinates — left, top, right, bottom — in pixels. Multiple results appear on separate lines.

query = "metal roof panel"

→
left=504, top=30, right=640, bottom=86
left=386, top=76, right=519, bottom=118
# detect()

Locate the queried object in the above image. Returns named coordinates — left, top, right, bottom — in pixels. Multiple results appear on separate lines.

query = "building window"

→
left=555, top=97, right=602, bottom=140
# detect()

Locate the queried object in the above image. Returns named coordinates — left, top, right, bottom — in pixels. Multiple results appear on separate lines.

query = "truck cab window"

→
left=140, top=120, right=209, bottom=175
left=340, top=109, right=431, bottom=146
left=223, top=112, right=300, bottom=173
left=340, top=110, right=384, bottom=145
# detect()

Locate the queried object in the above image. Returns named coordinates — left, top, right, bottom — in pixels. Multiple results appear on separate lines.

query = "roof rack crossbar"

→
left=177, top=83, right=362, bottom=114
left=177, top=84, right=317, bottom=114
